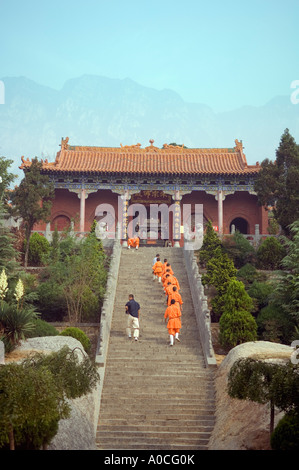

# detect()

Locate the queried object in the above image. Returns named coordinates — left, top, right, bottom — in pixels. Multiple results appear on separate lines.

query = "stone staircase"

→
left=96, top=247, right=215, bottom=450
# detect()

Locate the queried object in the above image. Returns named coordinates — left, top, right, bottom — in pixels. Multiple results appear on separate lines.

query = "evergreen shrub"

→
left=26, top=318, right=59, bottom=338
left=271, top=412, right=299, bottom=450
left=27, top=232, right=50, bottom=266
left=59, top=327, right=91, bottom=353
left=256, top=236, right=286, bottom=270
left=256, top=304, right=295, bottom=344
left=247, top=280, right=272, bottom=312
left=237, top=263, right=258, bottom=287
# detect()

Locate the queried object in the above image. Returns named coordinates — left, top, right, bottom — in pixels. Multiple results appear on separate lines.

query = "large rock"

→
left=208, top=341, right=294, bottom=450
left=14, top=336, right=100, bottom=450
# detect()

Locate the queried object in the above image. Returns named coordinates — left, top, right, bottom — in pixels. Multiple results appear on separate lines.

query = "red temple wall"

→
left=33, top=187, right=268, bottom=236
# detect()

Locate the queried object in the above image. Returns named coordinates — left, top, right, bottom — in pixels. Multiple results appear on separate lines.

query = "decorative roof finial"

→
left=149, top=139, right=154, bottom=146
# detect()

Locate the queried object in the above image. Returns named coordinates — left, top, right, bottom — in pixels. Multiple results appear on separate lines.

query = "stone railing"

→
left=183, top=248, right=217, bottom=368
left=93, top=230, right=122, bottom=430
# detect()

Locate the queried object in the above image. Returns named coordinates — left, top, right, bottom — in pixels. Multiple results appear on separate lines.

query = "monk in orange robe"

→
left=166, top=274, right=180, bottom=291
left=128, top=236, right=140, bottom=249
left=162, top=259, right=168, bottom=274
left=162, top=269, right=172, bottom=284
left=167, top=286, right=183, bottom=310
left=164, top=281, right=174, bottom=299
left=152, top=257, right=163, bottom=282
left=164, top=263, right=174, bottom=275
left=164, top=299, right=182, bottom=346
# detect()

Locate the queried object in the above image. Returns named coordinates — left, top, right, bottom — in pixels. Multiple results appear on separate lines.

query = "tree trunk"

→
left=24, top=232, right=30, bottom=268
left=270, top=400, right=275, bottom=436
left=8, top=424, right=15, bottom=450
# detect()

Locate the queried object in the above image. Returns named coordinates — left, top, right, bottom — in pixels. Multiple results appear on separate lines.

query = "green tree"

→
left=0, top=156, right=17, bottom=203
left=0, top=346, right=99, bottom=450
left=10, top=158, right=54, bottom=267
left=0, top=200, right=22, bottom=277
left=223, top=231, right=256, bottom=268
left=228, top=358, right=299, bottom=438
left=270, top=220, right=299, bottom=335
left=219, top=279, right=257, bottom=348
left=27, top=232, right=50, bottom=266
left=36, top=230, right=107, bottom=323
left=256, top=236, right=286, bottom=270
left=254, top=129, right=299, bottom=234
left=270, top=412, right=299, bottom=450
left=202, top=246, right=237, bottom=318
left=198, top=220, right=223, bottom=267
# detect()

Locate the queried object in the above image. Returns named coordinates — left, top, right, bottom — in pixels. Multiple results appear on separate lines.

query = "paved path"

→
left=96, top=247, right=215, bottom=450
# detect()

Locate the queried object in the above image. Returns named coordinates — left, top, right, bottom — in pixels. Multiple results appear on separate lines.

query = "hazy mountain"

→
left=0, top=75, right=298, bottom=181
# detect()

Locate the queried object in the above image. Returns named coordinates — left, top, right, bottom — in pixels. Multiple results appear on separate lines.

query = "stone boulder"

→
left=208, top=341, right=294, bottom=450
left=12, top=336, right=101, bottom=450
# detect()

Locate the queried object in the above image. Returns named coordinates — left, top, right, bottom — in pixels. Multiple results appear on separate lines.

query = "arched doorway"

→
left=230, top=217, right=248, bottom=234
left=51, top=215, right=71, bottom=231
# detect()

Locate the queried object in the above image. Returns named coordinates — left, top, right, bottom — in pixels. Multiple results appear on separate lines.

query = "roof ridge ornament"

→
left=234, top=139, right=247, bottom=168
left=60, top=137, right=69, bottom=150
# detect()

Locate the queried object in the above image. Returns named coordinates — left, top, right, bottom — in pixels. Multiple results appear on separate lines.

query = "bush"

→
left=0, top=301, right=38, bottom=351
left=27, top=232, right=50, bottom=266
left=219, top=279, right=257, bottom=348
left=248, top=280, right=273, bottom=312
left=219, top=309, right=258, bottom=348
left=271, top=412, right=299, bottom=450
left=59, top=327, right=91, bottom=353
left=256, top=304, right=295, bottom=344
left=25, top=318, right=59, bottom=338
left=256, top=236, right=286, bottom=270
left=198, top=220, right=223, bottom=267
left=237, top=263, right=258, bottom=287
left=223, top=231, right=256, bottom=268
left=36, top=280, right=67, bottom=322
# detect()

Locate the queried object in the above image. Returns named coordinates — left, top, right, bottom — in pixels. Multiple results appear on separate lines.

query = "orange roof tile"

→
left=20, top=138, right=260, bottom=176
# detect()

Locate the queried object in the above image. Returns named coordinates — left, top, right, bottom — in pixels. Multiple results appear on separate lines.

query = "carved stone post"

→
left=173, top=190, right=182, bottom=247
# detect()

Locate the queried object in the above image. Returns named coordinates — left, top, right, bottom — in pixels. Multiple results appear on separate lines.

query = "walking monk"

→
left=164, top=299, right=182, bottom=346
left=167, top=286, right=183, bottom=310
left=152, top=257, right=163, bottom=282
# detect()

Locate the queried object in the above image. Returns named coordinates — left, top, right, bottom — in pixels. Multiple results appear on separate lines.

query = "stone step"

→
left=97, top=430, right=212, bottom=441
left=96, top=246, right=215, bottom=450
left=96, top=443, right=209, bottom=450
left=96, top=435, right=210, bottom=447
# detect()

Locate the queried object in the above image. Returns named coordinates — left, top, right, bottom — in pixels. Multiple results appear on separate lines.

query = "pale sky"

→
left=1, top=0, right=299, bottom=112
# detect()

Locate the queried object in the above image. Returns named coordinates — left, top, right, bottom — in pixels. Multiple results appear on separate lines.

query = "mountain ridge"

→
left=0, top=75, right=298, bottom=180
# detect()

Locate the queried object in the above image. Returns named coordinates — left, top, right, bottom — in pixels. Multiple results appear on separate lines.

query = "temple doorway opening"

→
left=230, top=217, right=248, bottom=234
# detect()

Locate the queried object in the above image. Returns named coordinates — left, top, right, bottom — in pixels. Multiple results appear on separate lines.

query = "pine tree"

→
left=10, top=158, right=54, bottom=267
left=198, top=220, right=223, bottom=266
left=0, top=200, right=21, bottom=278
left=219, top=279, right=257, bottom=348
left=254, top=129, right=299, bottom=234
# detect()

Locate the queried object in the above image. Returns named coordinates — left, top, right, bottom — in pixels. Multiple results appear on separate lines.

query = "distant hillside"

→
left=1, top=75, right=298, bottom=180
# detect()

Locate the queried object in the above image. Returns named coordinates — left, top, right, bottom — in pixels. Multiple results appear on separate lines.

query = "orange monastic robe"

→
left=166, top=275, right=180, bottom=291
left=164, top=303, right=181, bottom=335
left=164, top=283, right=174, bottom=297
left=167, top=291, right=183, bottom=307
left=152, top=260, right=163, bottom=277
left=128, top=237, right=140, bottom=248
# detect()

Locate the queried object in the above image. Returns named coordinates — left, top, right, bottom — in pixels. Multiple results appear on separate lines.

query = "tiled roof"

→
left=20, top=138, right=260, bottom=176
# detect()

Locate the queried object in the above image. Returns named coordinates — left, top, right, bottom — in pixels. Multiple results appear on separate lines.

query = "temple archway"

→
left=230, top=217, right=249, bottom=234
left=51, top=215, right=71, bottom=231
